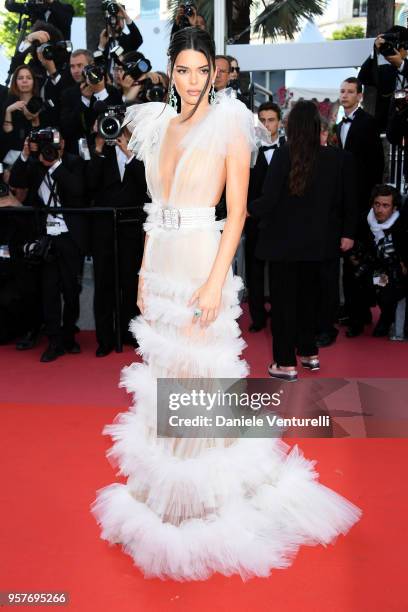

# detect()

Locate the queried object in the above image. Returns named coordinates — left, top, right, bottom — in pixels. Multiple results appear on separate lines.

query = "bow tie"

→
left=341, top=116, right=353, bottom=124
left=260, top=144, right=278, bottom=152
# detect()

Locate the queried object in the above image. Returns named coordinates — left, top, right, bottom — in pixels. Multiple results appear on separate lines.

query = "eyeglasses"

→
left=230, top=66, right=240, bottom=73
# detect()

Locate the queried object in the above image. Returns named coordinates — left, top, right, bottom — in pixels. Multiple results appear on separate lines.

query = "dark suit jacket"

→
left=5, top=0, right=74, bottom=39
left=60, top=84, right=122, bottom=154
left=358, top=55, right=408, bottom=132
left=102, top=22, right=143, bottom=69
left=336, top=107, right=384, bottom=213
left=9, top=152, right=88, bottom=252
left=248, top=136, right=286, bottom=203
left=248, top=144, right=358, bottom=262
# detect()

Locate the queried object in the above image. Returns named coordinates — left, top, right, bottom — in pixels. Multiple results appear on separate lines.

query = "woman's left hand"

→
left=188, top=281, right=222, bottom=326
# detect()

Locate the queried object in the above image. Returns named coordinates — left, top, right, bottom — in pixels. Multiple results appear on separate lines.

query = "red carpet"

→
left=1, top=307, right=407, bottom=611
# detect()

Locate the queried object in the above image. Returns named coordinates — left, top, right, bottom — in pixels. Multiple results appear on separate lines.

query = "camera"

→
left=394, top=88, right=408, bottom=113
left=179, top=1, right=196, bottom=28
left=0, top=163, right=9, bottom=198
left=83, top=63, right=105, bottom=85
left=37, top=41, right=73, bottom=62
left=378, top=32, right=408, bottom=57
left=29, top=127, right=61, bottom=162
left=97, top=104, right=127, bottom=144
left=227, top=78, right=240, bottom=92
left=25, top=96, right=55, bottom=115
left=23, top=235, right=55, bottom=264
left=102, top=0, right=121, bottom=29
left=137, top=77, right=167, bottom=103
left=122, top=56, right=152, bottom=81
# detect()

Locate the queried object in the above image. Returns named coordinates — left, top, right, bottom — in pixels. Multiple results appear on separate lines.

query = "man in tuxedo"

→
left=358, top=26, right=408, bottom=132
left=336, top=77, right=384, bottom=337
left=245, top=102, right=285, bottom=332
left=97, top=3, right=143, bottom=79
left=86, top=125, right=148, bottom=357
left=9, top=131, right=87, bottom=362
left=60, top=54, right=121, bottom=154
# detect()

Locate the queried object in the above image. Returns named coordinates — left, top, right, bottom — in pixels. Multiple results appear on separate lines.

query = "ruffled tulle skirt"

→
left=91, top=227, right=362, bottom=581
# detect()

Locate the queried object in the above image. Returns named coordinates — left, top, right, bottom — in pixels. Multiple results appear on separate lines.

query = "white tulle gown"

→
left=91, top=89, right=362, bottom=581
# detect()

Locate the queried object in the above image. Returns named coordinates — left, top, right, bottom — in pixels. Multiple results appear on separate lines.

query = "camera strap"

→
left=44, top=171, right=59, bottom=213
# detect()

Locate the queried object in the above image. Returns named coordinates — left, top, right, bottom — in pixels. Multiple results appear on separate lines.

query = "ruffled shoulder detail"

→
left=123, top=102, right=177, bottom=163
left=180, top=88, right=258, bottom=160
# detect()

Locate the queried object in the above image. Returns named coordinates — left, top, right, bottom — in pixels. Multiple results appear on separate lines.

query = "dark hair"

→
left=31, top=20, right=63, bottom=43
left=258, top=101, right=281, bottom=120
left=287, top=100, right=321, bottom=197
left=70, top=49, right=93, bottom=63
left=342, top=77, right=363, bottom=94
left=385, top=25, right=408, bottom=44
left=10, top=65, right=38, bottom=98
left=167, top=26, right=216, bottom=121
left=156, top=71, right=170, bottom=90
left=122, top=50, right=145, bottom=64
left=320, top=116, right=329, bottom=131
left=370, top=184, right=402, bottom=210
left=215, top=54, right=231, bottom=67
left=226, top=55, right=237, bottom=64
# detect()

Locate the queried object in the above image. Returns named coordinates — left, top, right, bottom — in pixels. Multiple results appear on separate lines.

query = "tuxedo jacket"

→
left=5, top=0, right=74, bottom=39
left=336, top=107, right=384, bottom=211
left=248, top=144, right=358, bottom=262
left=358, top=56, right=408, bottom=131
left=248, top=136, right=286, bottom=203
left=60, top=84, right=122, bottom=154
left=9, top=153, right=88, bottom=252
left=86, top=144, right=148, bottom=210
left=102, top=22, right=143, bottom=67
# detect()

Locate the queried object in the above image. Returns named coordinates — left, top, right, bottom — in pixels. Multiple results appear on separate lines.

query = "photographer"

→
left=358, top=25, right=408, bottom=131
left=86, top=116, right=148, bottom=357
left=60, top=51, right=121, bottom=154
left=98, top=2, right=143, bottom=78
left=2, top=65, right=46, bottom=165
left=9, top=128, right=87, bottom=362
left=170, top=2, right=200, bottom=36
left=5, top=0, right=74, bottom=40
left=346, top=184, right=407, bottom=338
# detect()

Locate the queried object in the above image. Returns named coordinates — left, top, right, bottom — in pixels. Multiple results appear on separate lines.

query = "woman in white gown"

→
left=91, top=27, right=362, bottom=581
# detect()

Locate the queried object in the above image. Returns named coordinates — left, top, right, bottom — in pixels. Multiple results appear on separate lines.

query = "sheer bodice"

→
left=126, top=88, right=257, bottom=208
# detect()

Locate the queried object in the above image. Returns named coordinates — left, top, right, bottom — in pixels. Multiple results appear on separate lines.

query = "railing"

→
left=0, top=205, right=145, bottom=353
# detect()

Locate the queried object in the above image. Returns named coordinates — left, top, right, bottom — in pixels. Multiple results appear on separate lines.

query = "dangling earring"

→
left=209, top=83, right=216, bottom=105
left=168, top=83, right=178, bottom=110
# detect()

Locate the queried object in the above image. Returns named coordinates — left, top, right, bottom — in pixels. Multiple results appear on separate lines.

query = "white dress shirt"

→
left=36, top=159, right=69, bottom=235
left=263, top=137, right=280, bottom=165
left=115, top=146, right=135, bottom=181
left=340, top=107, right=359, bottom=148
left=81, top=87, right=109, bottom=108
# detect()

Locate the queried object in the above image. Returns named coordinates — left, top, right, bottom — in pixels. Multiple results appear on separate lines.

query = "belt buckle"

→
left=161, top=207, right=181, bottom=230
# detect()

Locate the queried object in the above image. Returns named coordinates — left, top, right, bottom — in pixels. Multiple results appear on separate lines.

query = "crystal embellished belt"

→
left=144, top=204, right=225, bottom=231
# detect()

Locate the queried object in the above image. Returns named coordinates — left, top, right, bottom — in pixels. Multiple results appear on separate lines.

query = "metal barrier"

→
left=0, top=205, right=145, bottom=353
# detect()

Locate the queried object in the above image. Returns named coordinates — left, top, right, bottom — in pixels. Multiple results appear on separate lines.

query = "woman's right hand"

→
left=7, top=100, right=26, bottom=113
left=137, top=275, right=145, bottom=315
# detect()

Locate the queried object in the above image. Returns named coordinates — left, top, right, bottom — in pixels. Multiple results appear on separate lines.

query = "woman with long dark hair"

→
left=250, top=101, right=357, bottom=381
left=2, top=65, right=42, bottom=164
left=91, top=32, right=361, bottom=581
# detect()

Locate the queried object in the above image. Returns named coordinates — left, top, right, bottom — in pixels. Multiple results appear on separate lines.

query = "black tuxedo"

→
left=248, top=145, right=358, bottom=366
left=60, top=84, right=122, bottom=154
left=102, top=22, right=143, bottom=75
left=245, top=137, right=286, bottom=327
left=358, top=55, right=408, bottom=131
left=9, top=152, right=88, bottom=252
left=87, top=144, right=148, bottom=349
left=336, top=107, right=384, bottom=229
left=9, top=152, right=87, bottom=346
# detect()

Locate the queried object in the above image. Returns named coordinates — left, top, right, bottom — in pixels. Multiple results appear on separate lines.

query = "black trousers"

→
left=268, top=261, right=319, bottom=367
left=41, top=233, right=82, bottom=343
left=316, top=258, right=340, bottom=334
left=342, top=254, right=375, bottom=327
left=91, top=216, right=144, bottom=348
left=244, top=217, right=268, bottom=326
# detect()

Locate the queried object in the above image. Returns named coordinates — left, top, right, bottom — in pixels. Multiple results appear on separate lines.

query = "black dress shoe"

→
left=40, top=343, right=65, bottom=363
left=372, top=324, right=390, bottom=338
left=345, top=326, right=364, bottom=338
left=16, top=329, right=41, bottom=351
left=64, top=340, right=81, bottom=354
left=96, top=345, right=113, bottom=357
left=248, top=323, right=266, bottom=333
left=315, top=329, right=338, bottom=348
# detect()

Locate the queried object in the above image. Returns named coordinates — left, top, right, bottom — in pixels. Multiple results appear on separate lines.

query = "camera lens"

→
left=99, top=116, right=121, bottom=139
